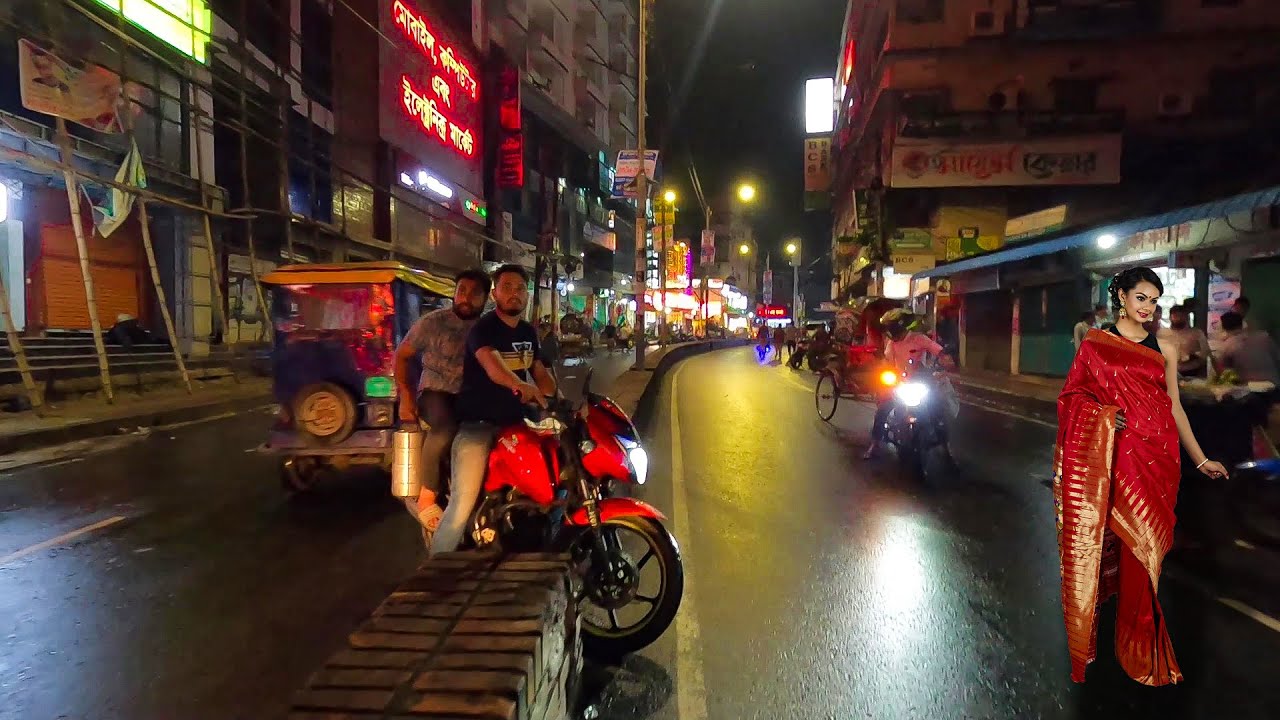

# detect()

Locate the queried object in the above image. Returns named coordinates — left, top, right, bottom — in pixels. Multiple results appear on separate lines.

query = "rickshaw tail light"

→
left=365, top=375, right=396, bottom=398
left=879, top=370, right=899, bottom=387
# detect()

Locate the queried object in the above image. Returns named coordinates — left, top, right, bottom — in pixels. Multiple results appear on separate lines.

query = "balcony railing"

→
left=897, top=109, right=1126, bottom=139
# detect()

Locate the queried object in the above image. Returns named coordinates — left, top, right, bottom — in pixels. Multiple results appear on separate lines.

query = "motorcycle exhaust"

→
left=390, top=425, right=424, bottom=498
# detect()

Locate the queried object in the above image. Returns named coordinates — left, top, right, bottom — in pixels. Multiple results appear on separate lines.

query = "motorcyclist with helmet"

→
left=862, top=309, right=956, bottom=460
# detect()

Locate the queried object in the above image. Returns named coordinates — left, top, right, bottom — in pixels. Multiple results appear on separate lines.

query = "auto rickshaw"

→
left=259, top=261, right=454, bottom=491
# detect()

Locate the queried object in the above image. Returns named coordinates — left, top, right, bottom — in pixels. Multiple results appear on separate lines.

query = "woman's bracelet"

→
left=1195, top=458, right=1210, bottom=470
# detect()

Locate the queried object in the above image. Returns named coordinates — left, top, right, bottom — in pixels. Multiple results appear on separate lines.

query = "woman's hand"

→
left=1115, top=412, right=1127, bottom=430
left=1198, top=459, right=1228, bottom=479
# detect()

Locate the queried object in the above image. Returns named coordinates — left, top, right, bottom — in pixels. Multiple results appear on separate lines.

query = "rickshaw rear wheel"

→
left=291, top=382, right=358, bottom=447
left=281, top=456, right=324, bottom=493
left=815, top=372, right=840, bottom=422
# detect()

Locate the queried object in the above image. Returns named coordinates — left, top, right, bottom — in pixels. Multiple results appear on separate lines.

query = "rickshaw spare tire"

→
left=292, top=382, right=357, bottom=446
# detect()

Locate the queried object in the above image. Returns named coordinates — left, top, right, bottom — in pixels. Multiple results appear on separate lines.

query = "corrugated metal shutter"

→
left=40, top=224, right=142, bottom=329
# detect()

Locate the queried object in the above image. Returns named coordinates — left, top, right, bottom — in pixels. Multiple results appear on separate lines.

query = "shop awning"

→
left=913, top=184, right=1280, bottom=280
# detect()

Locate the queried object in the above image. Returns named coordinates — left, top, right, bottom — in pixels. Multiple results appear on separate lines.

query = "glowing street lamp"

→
left=663, top=189, right=677, bottom=204
left=785, top=241, right=798, bottom=256
left=737, top=184, right=757, bottom=203
left=739, top=243, right=751, bottom=255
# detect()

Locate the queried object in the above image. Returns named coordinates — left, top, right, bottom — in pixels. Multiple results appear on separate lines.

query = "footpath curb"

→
left=951, top=378, right=1058, bottom=425
left=0, top=391, right=272, bottom=456
left=607, top=338, right=752, bottom=431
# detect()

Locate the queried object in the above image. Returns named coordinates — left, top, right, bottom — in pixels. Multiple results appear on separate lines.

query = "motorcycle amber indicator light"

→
left=879, top=370, right=899, bottom=387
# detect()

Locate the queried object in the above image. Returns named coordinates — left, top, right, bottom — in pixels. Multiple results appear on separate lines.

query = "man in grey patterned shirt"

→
left=393, top=268, right=491, bottom=546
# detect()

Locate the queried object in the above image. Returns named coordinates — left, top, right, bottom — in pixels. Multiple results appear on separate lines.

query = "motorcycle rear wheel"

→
left=567, top=515, right=684, bottom=660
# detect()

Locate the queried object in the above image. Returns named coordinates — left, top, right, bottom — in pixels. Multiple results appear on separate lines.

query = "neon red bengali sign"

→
left=757, top=304, right=789, bottom=319
left=391, top=0, right=479, bottom=158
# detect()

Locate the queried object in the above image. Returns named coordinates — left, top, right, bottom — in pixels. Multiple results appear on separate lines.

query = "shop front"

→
left=1082, top=223, right=1200, bottom=328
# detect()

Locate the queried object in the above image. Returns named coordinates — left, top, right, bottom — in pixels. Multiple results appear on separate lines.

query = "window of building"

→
left=300, top=0, right=333, bottom=108
left=1205, top=66, right=1258, bottom=114
left=248, top=0, right=288, bottom=65
left=288, top=109, right=333, bottom=223
left=1051, top=77, right=1100, bottom=113
left=898, top=0, right=946, bottom=24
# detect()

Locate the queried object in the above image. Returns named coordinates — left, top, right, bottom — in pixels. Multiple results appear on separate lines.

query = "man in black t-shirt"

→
left=433, top=264, right=557, bottom=556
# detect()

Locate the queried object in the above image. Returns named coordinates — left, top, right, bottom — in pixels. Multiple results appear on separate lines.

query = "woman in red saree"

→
left=1054, top=267, right=1228, bottom=686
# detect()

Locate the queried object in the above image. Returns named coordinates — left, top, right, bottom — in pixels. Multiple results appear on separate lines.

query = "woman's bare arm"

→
left=1159, top=337, right=1227, bottom=478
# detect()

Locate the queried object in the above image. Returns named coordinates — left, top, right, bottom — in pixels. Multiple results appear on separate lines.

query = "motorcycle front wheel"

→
left=565, top=515, right=684, bottom=660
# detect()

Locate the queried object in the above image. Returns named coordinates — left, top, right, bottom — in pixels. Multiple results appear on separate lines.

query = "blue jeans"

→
left=431, top=422, right=496, bottom=556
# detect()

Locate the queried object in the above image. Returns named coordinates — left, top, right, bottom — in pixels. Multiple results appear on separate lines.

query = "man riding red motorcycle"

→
left=435, top=264, right=556, bottom=556
left=433, top=264, right=685, bottom=657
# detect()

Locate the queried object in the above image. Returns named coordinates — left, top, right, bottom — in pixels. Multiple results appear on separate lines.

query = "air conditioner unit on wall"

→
left=971, top=10, right=1003, bottom=36
left=1157, top=92, right=1192, bottom=117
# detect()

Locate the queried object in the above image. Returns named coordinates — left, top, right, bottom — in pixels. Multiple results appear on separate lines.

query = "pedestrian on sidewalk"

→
left=1054, top=266, right=1227, bottom=687
left=393, top=268, right=492, bottom=550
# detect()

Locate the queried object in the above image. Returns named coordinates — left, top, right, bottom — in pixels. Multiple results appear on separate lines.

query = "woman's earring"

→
left=1118, top=307, right=1127, bottom=320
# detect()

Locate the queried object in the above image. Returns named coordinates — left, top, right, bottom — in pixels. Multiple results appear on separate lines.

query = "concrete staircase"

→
left=0, top=330, right=267, bottom=401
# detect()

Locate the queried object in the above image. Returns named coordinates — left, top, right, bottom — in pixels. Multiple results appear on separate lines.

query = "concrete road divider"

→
left=291, top=553, right=581, bottom=720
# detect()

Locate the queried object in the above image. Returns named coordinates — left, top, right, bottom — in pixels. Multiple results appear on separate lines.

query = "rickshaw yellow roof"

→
left=259, top=261, right=454, bottom=296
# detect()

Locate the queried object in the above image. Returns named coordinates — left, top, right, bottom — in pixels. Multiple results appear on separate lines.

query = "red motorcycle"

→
left=461, top=368, right=684, bottom=658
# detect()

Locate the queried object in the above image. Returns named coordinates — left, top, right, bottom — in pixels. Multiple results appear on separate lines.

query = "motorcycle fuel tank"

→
left=486, top=424, right=558, bottom=505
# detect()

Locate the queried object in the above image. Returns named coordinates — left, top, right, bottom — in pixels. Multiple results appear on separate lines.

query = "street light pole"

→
left=785, top=239, right=801, bottom=325
left=632, top=0, right=648, bottom=371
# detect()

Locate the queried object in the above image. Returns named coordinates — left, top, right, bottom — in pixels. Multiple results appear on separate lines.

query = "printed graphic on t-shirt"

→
left=501, top=341, right=535, bottom=374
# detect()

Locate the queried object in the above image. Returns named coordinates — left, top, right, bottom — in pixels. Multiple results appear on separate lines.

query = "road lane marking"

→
left=669, top=364, right=709, bottom=720
left=0, top=515, right=127, bottom=567
left=40, top=457, right=85, bottom=470
left=1216, top=597, right=1280, bottom=634
left=1164, top=566, right=1280, bottom=635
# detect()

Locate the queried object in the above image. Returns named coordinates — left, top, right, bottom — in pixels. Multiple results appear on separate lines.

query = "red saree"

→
left=1054, top=328, right=1182, bottom=686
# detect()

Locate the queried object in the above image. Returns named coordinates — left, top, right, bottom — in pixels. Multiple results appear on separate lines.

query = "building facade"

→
left=0, top=0, right=643, bottom=369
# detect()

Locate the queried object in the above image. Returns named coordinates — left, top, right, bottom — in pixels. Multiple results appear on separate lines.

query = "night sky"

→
left=649, top=0, right=844, bottom=263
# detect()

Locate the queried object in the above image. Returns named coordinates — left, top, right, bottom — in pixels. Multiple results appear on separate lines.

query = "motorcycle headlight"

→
left=626, top=444, right=648, bottom=485
left=894, top=382, right=929, bottom=408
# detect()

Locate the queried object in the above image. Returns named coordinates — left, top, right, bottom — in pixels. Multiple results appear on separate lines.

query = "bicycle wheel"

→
left=815, top=372, right=839, bottom=422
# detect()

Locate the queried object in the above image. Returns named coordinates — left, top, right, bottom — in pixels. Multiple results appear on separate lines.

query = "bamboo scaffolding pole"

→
left=189, top=77, right=230, bottom=345
left=133, top=186, right=193, bottom=392
left=54, top=117, right=114, bottom=402
left=0, top=256, right=42, bottom=411
left=237, top=1, right=270, bottom=344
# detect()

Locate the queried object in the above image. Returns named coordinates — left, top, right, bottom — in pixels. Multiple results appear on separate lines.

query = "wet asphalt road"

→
left=582, top=348, right=1280, bottom=720
left=0, top=352, right=632, bottom=720
left=2, top=347, right=1278, bottom=719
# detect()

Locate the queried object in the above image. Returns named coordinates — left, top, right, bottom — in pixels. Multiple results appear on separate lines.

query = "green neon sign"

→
left=91, top=0, right=213, bottom=64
